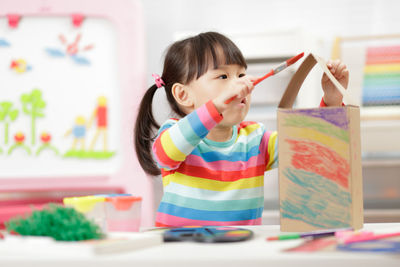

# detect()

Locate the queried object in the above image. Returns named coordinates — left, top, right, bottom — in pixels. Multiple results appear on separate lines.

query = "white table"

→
left=1, top=223, right=400, bottom=267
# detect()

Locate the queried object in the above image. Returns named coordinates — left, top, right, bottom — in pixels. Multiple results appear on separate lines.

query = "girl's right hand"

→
left=212, top=75, right=256, bottom=113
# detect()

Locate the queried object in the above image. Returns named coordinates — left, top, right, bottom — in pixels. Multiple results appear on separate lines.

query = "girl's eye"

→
left=239, top=73, right=246, bottom=78
left=218, top=74, right=228, bottom=79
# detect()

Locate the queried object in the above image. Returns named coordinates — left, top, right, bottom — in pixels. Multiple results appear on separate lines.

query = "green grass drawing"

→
left=0, top=90, right=116, bottom=160
left=63, top=150, right=115, bottom=159
left=21, top=89, right=46, bottom=146
left=8, top=143, right=32, bottom=155
left=0, top=101, right=19, bottom=145
left=36, top=144, right=60, bottom=156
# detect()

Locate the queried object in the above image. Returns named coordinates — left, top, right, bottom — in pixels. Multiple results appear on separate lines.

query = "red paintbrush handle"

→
left=225, top=70, right=274, bottom=104
left=225, top=96, right=237, bottom=104
left=286, top=52, right=304, bottom=66
left=253, top=70, right=274, bottom=86
left=224, top=53, right=304, bottom=105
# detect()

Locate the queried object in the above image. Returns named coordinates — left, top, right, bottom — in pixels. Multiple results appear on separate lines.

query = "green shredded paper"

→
left=5, top=204, right=104, bottom=241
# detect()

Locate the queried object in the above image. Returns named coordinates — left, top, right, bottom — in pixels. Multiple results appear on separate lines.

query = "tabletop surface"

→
left=1, top=223, right=400, bottom=267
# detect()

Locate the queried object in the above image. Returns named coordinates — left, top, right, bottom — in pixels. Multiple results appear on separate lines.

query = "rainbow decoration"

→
left=279, top=107, right=353, bottom=230
left=362, top=45, right=400, bottom=106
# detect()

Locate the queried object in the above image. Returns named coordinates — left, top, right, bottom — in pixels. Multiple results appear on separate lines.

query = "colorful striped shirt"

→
left=153, top=100, right=278, bottom=227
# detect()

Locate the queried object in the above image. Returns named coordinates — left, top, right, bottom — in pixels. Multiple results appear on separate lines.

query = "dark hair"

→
left=134, top=31, right=247, bottom=175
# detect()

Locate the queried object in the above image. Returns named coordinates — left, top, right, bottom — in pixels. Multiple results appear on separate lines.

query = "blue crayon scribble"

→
left=45, top=48, right=90, bottom=65
left=45, top=48, right=66, bottom=57
left=71, top=55, right=90, bottom=65
left=281, top=167, right=352, bottom=228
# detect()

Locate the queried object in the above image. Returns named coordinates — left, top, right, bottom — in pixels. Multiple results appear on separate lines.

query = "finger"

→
left=249, top=83, right=255, bottom=93
left=335, top=63, right=346, bottom=79
left=246, top=74, right=257, bottom=82
left=224, top=96, right=236, bottom=104
left=333, top=59, right=341, bottom=67
left=238, top=79, right=252, bottom=95
left=342, top=68, right=349, bottom=79
left=244, top=84, right=251, bottom=95
left=321, top=72, right=330, bottom=83
left=245, top=79, right=254, bottom=93
left=244, top=76, right=256, bottom=91
left=223, top=85, right=241, bottom=104
left=329, top=66, right=336, bottom=74
left=238, top=87, right=247, bottom=99
left=330, top=59, right=341, bottom=74
left=243, top=83, right=251, bottom=97
left=342, top=69, right=349, bottom=89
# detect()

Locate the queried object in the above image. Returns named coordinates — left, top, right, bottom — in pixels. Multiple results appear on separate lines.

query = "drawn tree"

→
left=21, top=89, right=46, bottom=146
left=0, top=101, right=19, bottom=145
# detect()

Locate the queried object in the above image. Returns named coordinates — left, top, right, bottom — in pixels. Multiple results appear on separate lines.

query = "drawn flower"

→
left=8, top=132, right=31, bottom=155
left=14, top=132, right=25, bottom=144
left=36, top=132, right=59, bottom=156
left=40, top=132, right=51, bottom=143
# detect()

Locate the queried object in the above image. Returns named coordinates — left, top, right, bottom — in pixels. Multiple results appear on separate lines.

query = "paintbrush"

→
left=225, top=52, right=304, bottom=104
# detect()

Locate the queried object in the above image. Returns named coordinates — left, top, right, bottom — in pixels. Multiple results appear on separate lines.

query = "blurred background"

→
left=0, top=0, right=399, bottom=227
left=144, top=0, right=400, bottom=224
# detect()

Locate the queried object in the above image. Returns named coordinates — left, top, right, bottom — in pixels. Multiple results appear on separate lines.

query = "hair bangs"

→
left=183, top=32, right=247, bottom=83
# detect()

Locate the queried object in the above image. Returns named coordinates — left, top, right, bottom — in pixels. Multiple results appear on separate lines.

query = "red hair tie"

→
left=152, top=73, right=165, bottom=88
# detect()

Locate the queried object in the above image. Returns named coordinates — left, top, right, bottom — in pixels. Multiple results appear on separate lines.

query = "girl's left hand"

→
left=321, top=59, right=349, bottom=106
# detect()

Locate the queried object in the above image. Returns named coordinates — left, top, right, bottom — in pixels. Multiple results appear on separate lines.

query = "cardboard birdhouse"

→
left=278, top=53, right=363, bottom=232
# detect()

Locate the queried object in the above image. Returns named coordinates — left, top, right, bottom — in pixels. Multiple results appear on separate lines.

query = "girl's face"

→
left=186, top=64, right=251, bottom=127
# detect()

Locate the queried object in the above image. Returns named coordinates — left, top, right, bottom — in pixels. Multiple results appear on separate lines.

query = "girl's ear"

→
left=172, top=82, right=194, bottom=110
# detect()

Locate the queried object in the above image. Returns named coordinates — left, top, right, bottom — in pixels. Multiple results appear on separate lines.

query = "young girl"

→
left=134, top=32, right=349, bottom=227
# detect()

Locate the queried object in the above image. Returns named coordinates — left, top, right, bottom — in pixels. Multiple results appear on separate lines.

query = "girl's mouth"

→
left=240, top=98, right=246, bottom=104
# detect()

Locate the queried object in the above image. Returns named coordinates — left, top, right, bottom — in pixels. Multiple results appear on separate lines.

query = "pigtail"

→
left=135, top=32, right=247, bottom=176
left=134, top=84, right=161, bottom=176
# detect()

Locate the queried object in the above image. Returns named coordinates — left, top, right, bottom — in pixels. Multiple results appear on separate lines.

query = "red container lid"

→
left=105, top=196, right=142, bottom=211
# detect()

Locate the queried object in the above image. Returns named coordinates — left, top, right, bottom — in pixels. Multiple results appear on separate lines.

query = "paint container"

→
left=63, top=196, right=107, bottom=231
left=105, top=196, right=142, bottom=232
left=95, top=193, right=132, bottom=197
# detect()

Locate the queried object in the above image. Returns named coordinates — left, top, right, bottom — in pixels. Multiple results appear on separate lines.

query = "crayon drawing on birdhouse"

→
left=278, top=54, right=363, bottom=232
left=279, top=108, right=352, bottom=229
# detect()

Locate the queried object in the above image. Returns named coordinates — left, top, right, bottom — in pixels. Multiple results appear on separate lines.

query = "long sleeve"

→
left=265, top=131, right=278, bottom=170
left=320, top=97, right=345, bottom=107
left=152, top=100, right=223, bottom=170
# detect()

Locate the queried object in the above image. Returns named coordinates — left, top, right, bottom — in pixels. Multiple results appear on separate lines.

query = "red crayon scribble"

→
left=286, top=139, right=349, bottom=188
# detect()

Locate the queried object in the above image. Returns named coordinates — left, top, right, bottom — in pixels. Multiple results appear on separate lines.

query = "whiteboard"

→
left=0, top=17, right=122, bottom=178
